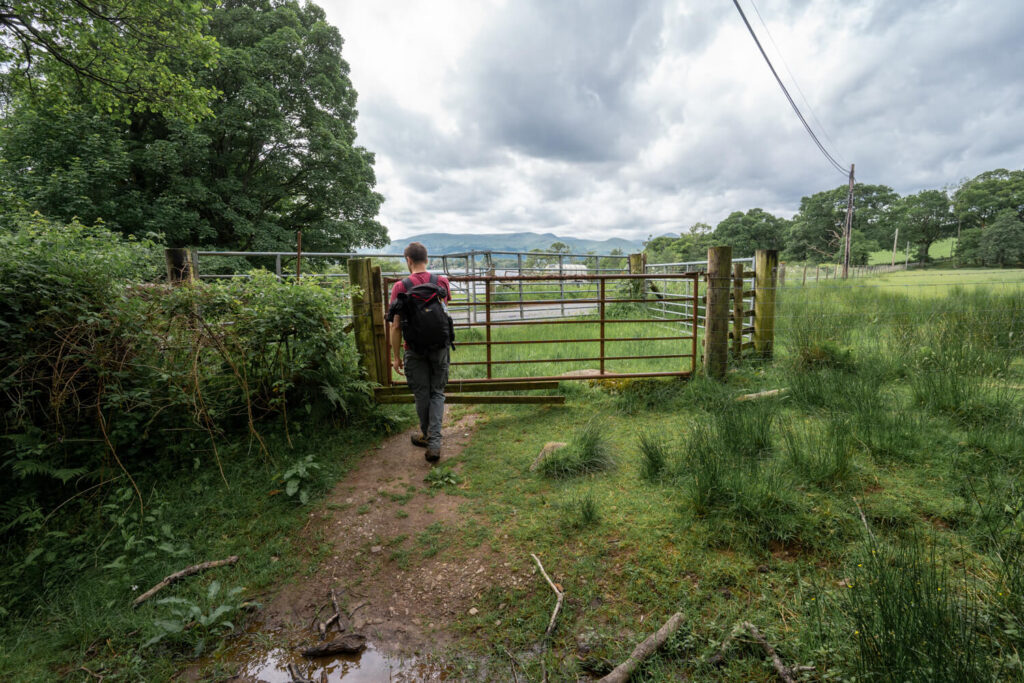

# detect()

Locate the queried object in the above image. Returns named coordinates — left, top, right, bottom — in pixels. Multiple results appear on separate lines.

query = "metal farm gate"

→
left=367, top=270, right=702, bottom=406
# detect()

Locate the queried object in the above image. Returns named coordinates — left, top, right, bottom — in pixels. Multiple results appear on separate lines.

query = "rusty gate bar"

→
left=382, top=271, right=700, bottom=385
left=484, top=277, right=492, bottom=379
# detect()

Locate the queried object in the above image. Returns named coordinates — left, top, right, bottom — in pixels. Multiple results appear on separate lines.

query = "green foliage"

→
left=0, top=0, right=220, bottom=122
left=280, top=455, right=322, bottom=504
left=953, top=168, right=1024, bottom=230
left=846, top=535, right=999, bottom=682
left=0, top=217, right=371, bottom=613
left=424, top=466, right=463, bottom=489
left=0, top=0, right=386, bottom=253
left=538, top=420, right=615, bottom=479
left=713, top=208, right=787, bottom=258
left=894, top=189, right=957, bottom=263
left=785, top=183, right=898, bottom=263
left=145, top=581, right=249, bottom=654
left=559, top=491, right=600, bottom=530
left=637, top=430, right=668, bottom=482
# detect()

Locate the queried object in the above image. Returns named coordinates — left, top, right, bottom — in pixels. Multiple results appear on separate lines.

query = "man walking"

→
left=386, top=242, right=453, bottom=463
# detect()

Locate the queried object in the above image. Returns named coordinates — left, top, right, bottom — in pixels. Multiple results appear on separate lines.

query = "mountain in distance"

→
left=370, top=231, right=643, bottom=255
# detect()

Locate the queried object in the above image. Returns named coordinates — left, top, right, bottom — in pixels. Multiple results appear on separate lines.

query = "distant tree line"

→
left=645, top=169, right=1024, bottom=267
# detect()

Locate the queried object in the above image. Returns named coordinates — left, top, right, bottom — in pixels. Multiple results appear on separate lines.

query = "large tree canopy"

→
left=784, top=183, right=897, bottom=263
left=712, top=208, right=786, bottom=258
left=0, top=0, right=387, bottom=251
left=894, top=189, right=956, bottom=263
left=952, top=169, right=1024, bottom=230
left=0, top=0, right=219, bottom=121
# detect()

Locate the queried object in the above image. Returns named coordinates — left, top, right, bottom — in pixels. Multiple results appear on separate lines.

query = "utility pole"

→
left=841, top=164, right=855, bottom=279
left=891, top=227, right=899, bottom=267
left=904, top=241, right=910, bottom=268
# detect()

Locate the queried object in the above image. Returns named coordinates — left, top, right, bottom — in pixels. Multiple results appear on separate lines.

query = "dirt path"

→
left=197, top=411, right=526, bottom=681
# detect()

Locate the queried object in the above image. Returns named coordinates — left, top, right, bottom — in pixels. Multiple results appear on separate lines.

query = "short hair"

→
left=404, top=242, right=428, bottom=264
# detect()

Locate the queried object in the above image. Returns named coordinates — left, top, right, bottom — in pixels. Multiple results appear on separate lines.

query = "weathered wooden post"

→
left=753, top=249, right=779, bottom=359
left=731, top=261, right=744, bottom=359
left=165, top=248, right=195, bottom=284
left=347, top=257, right=381, bottom=385
left=703, top=246, right=732, bottom=379
left=779, top=261, right=786, bottom=287
left=628, top=252, right=647, bottom=301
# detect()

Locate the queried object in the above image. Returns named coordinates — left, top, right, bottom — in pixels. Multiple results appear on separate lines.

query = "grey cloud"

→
left=458, top=0, right=666, bottom=162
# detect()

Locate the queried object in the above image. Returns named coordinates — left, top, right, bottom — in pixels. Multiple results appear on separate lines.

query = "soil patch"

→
left=189, top=411, right=530, bottom=681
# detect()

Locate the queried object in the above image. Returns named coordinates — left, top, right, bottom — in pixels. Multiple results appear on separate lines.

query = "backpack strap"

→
left=401, top=276, right=413, bottom=293
left=429, top=273, right=438, bottom=285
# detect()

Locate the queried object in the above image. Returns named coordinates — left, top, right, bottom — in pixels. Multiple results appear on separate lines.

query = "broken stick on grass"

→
left=598, top=612, right=685, bottom=683
left=131, top=556, right=239, bottom=608
left=530, top=553, right=564, bottom=642
left=741, top=622, right=814, bottom=683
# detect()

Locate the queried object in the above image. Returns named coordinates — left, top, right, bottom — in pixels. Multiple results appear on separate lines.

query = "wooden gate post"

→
left=628, top=252, right=647, bottom=301
left=731, top=261, right=744, bottom=359
left=165, top=248, right=196, bottom=284
left=348, top=257, right=382, bottom=384
left=703, top=246, right=732, bottom=379
left=753, top=249, right=779, bottom=359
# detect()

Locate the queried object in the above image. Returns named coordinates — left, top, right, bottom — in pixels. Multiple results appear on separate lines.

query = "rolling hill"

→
left=370, top=231, right=642, bottom=255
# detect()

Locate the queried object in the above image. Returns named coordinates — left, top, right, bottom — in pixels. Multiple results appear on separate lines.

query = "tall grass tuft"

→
left=538, top=419, right=615, bottom=479
left=781, top=418, right=856, bottom=489
left=637, top=430, right=668, bottom=482
left=846, top=534, right=998, bottom=682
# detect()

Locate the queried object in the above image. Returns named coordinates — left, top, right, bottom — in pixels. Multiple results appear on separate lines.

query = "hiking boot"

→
left=411, top=433, right=428, bottom=448
left=425, top=448, right=441, bottom=463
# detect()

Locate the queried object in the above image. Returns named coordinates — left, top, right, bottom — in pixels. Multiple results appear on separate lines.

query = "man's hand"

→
left=393, top=355, right=404, bottom=375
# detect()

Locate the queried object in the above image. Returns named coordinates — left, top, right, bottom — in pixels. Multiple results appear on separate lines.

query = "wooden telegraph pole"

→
left=841, top=163, right=855, bottom=279
left=891, top=228, right=899, bottom=267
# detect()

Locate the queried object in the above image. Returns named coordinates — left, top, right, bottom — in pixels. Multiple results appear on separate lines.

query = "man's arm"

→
left=390, top=316, right=404, bottom=374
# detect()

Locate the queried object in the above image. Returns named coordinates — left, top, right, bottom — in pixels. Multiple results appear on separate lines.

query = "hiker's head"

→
left=404, top=242, right=428, bottom=269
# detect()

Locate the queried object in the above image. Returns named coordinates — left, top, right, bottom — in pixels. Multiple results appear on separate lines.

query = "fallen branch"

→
left=736, top=388, right=788, bottom=402
left=330, top=589, right=344, bottom=632
left=598, top=613, right=685, bottom=683
left=301, top=634, right=367, bottom=657
left=530, top=553, right=564, bottom=642
left=741, top=622, right=814, bottom=682
left=132, top=556, right=239, bottom=608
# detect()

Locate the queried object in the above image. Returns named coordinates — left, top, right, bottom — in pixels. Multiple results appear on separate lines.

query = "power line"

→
left=747, top=0, right=846, bottom=165
left=731, top=0, right=848, bottom=176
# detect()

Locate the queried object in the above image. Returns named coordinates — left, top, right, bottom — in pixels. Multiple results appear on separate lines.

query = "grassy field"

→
left=867, top=236, right=956, bottom=264
left=415, top=267, right=1024, bottom=680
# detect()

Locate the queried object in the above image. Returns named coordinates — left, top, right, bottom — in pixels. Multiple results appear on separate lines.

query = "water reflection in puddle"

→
left=227, top=644, right=451, bottom=682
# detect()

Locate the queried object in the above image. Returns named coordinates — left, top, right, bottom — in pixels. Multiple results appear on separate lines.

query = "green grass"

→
left=868, top=236, right=956, bottom=264
left=406, top=267, right=1024, bottom=680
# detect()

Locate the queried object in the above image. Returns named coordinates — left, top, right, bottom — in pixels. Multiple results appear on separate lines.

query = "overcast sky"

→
left=321, top=0, right=1024, bottom=242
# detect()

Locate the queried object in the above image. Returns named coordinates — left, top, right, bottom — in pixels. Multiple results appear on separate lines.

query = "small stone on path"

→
left=468, top=607, right=478, bottom=616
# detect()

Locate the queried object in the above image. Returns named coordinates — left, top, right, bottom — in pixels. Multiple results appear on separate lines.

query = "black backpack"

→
left=389, top=274, right=455, bottom=353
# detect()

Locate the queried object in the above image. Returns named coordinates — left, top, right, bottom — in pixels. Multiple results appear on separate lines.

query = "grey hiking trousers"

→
left=404, top=347, right=449, bottom=451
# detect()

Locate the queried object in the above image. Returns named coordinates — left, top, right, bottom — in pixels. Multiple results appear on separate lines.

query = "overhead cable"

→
left=731, top=0, right=848, bottom=176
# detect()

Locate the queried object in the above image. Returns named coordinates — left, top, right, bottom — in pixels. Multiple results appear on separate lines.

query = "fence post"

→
left=753, top=249, right=778, bottom=359
left=628, top=252, right=647, bottom=300
left=165, top=248, right=195, bottom=284
left=347, top=257, right=381, bottom=384
left=703, top=246, right=732, bottom=379
left=731, top=261, right=744, bottom=359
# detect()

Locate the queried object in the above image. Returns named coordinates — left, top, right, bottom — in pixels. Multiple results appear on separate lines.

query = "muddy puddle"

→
left=194, top=625, right=453, bottom=682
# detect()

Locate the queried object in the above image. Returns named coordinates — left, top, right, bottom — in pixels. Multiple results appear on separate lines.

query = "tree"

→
left=953, top=169, right=1024, bottom=230
left=0, top=0, right=387, bottom=252
left=981, top=209, right=1024, bottom=267
left=832, top=229, right=879, bottom=265
left=713, top=208, right=786, bottom=257
left=549, top=242, right=570, bottom=254
left=784, top=184, right=898, bottom=263
left=0, top=0, right=219, bottom=122
left=894, top=190, right=956, bottom=263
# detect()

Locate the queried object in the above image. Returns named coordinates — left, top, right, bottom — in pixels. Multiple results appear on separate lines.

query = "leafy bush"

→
left=0, top=217, right=372, bottom=613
